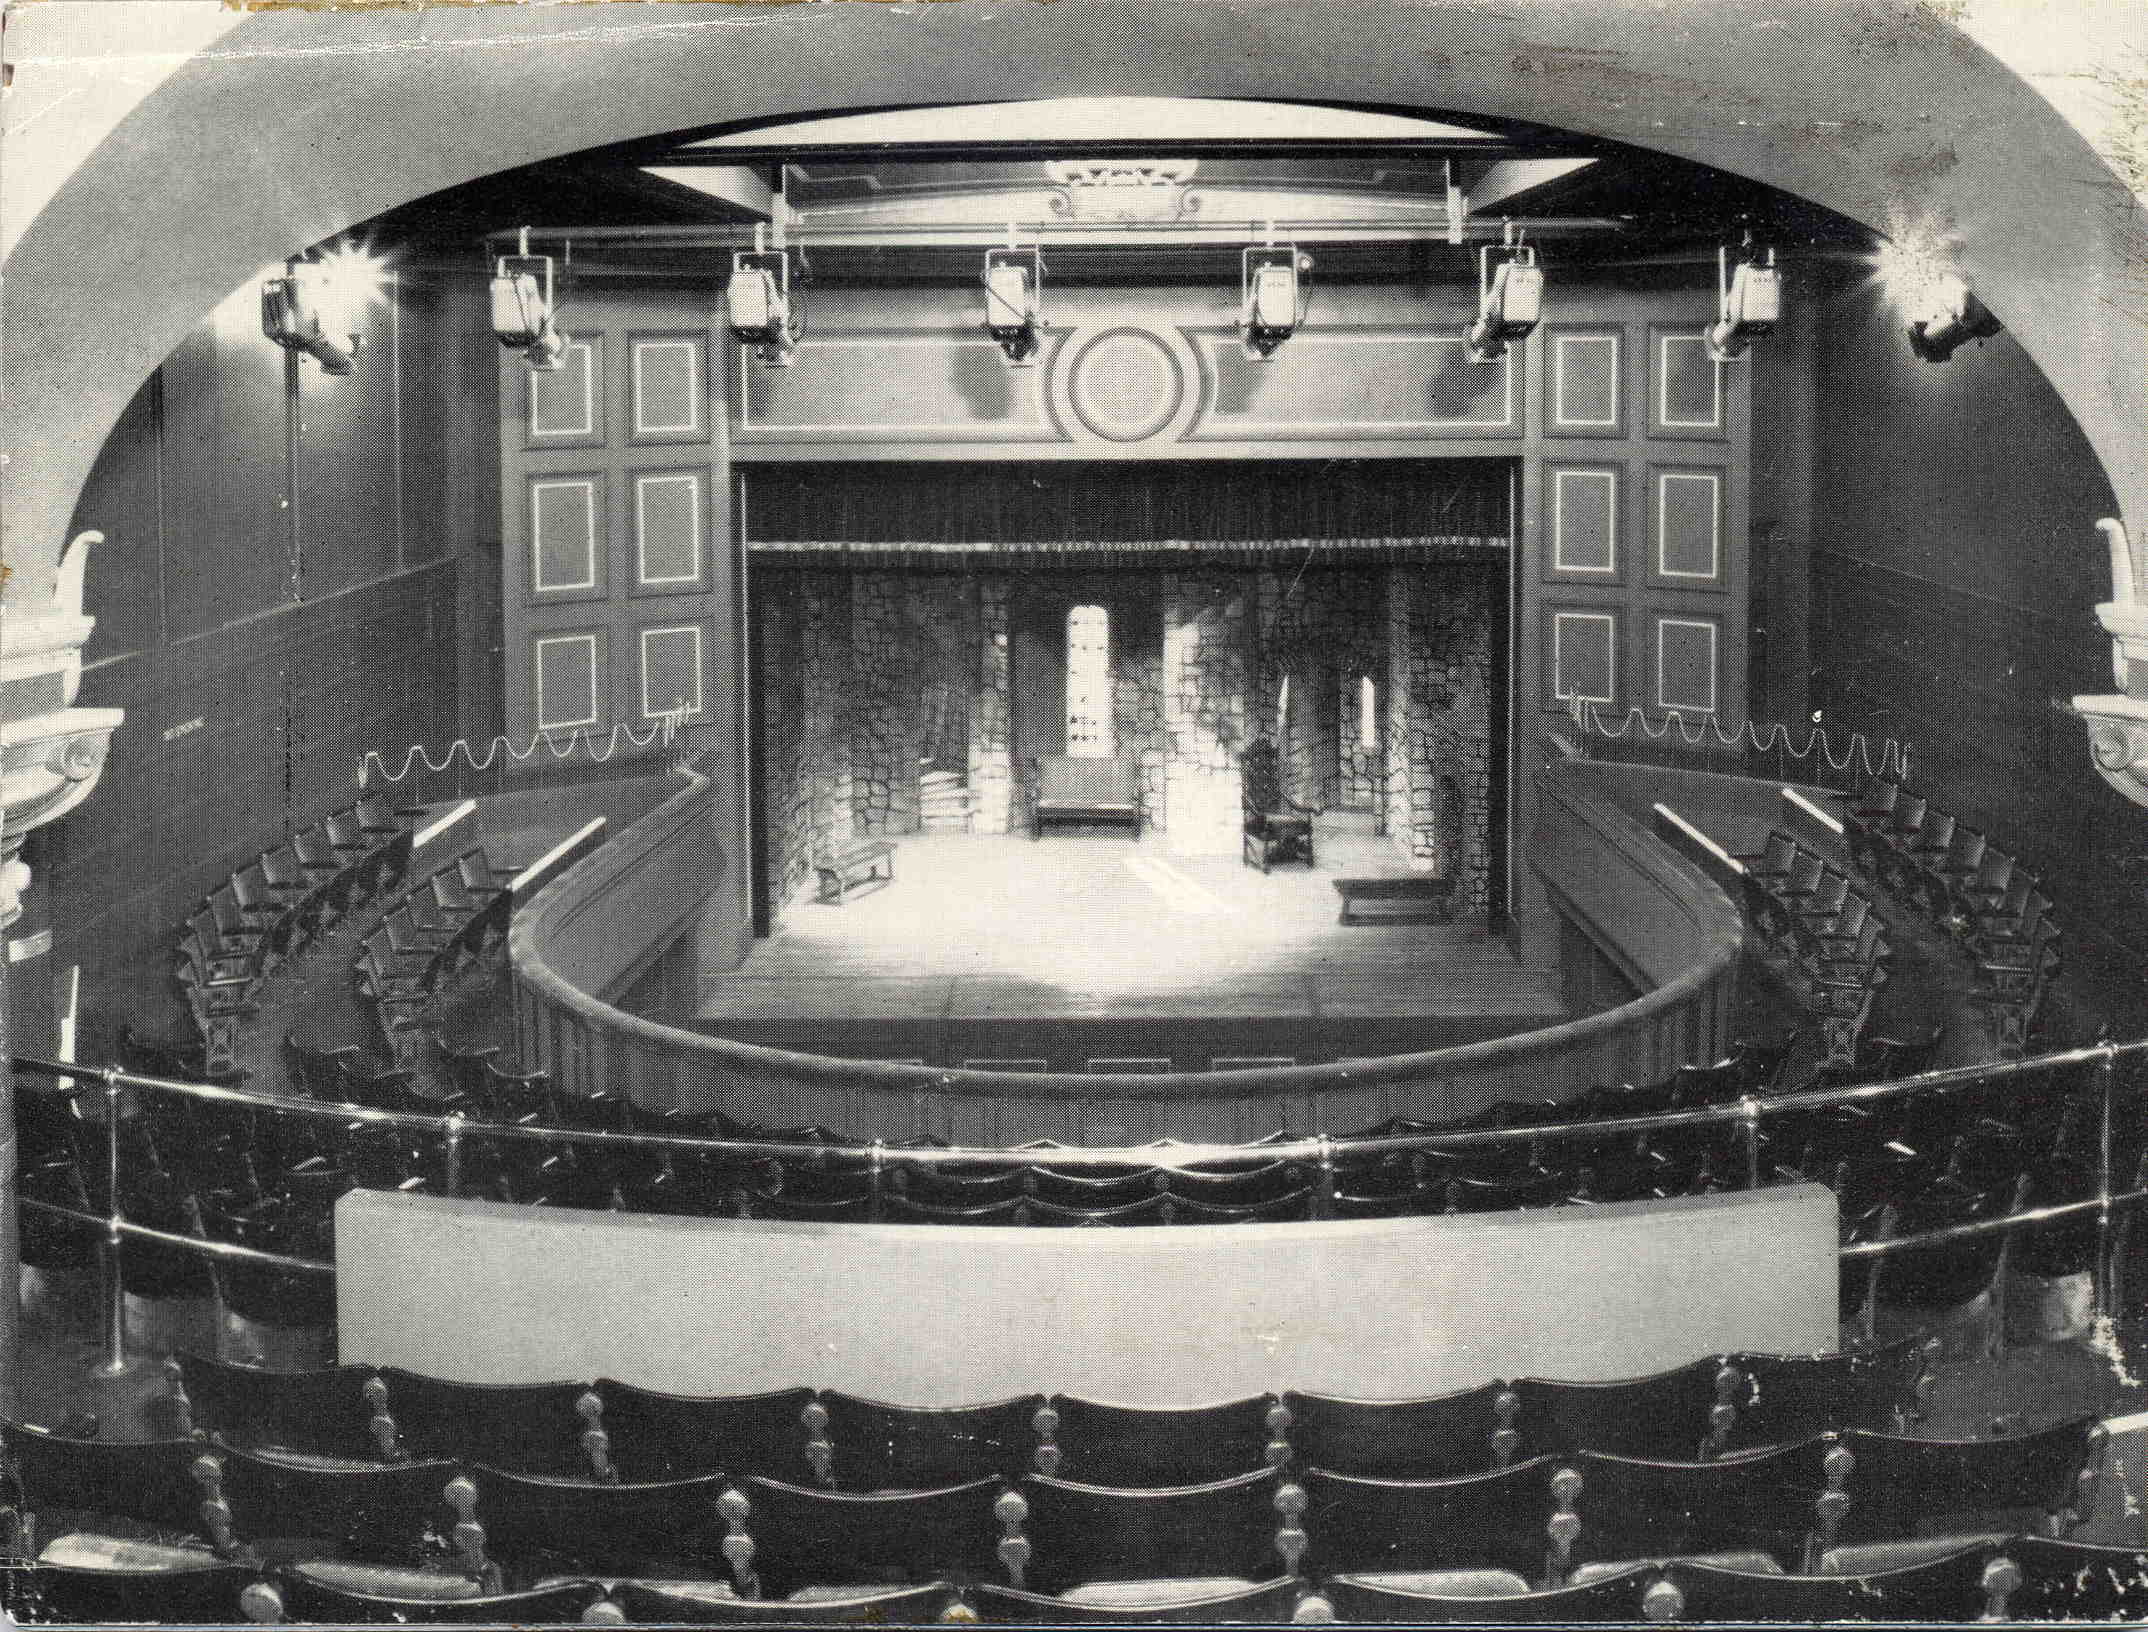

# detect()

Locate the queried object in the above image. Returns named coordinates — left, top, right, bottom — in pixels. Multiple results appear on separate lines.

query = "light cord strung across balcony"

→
left=357, top=704, right=691, bottom=788
left=1570, top=698, right=1910, bottom=782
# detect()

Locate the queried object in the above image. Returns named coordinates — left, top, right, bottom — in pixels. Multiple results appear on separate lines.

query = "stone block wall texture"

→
left=1162, top=570, right=1251, bottom=856
left=969, top=580, right=1013, bottom=835
left=1385, top=563, right=1494, bottom=916
left=755, top=559, right=1491, bottom=915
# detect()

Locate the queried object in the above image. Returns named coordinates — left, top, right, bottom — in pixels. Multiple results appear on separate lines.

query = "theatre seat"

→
left=1007, top=1468, right=1304, bottom=1602
left=190, top=1443, right=462, bottom=1567
left=163, top=1354, right=386, bottom=1463
left=1664, top=1536, right=2016, bottom=1622
left=366, top=1371, right=613, bottom=1481
left=1299, top=1458, right=1570, bottom=1586
left=1317, top=1561, right=1671, bottom=1623
left=237, top=1568, right=611, bottom=1624
left=609, top=1577, right=959, bottom=1623
left=1035, top=1393, right=1290, bottom=1485
left=464, top=1466, right=730, bottom=1585
left=2005, top=1535, right=2148, bottom=1621
left=595, top=1382, right=816, bottom=1484
left=1283, top=1382, right=1515, bottom=1479
left=816, top=1390, right=1046, bottom=1490
left=0, top=1558, right=255, bottom=1626
left=1568, top=1436, right=1846, bottom=1574
left=973, top=1575, right=1311, bottom=1622
left=713, top=1475, right=1006, bottom=1601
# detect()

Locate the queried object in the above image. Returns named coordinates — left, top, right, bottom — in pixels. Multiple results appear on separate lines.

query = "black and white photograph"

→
left=3, top=0, right=2148, bottom=1623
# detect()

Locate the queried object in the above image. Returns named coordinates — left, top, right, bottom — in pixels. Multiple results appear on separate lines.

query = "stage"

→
left=684, top=833, right=1565, bottom=1070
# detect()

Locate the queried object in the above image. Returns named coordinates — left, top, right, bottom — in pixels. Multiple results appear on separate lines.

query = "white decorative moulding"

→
left=0, top=532, right=125, bottom=927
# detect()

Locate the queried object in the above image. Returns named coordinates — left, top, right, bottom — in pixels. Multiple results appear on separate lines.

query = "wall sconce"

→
left=1706, top=241, right=1780, bottom=362
left=727, top=224, right=801, bottom=368
left=1906, top=272, right=2001, bottom=363
left=1240, top=232, right=1312, bottom=362
left=983, top=231, right=1046, bottom=367
left=1465, top=222, right=1541, bottom=365
left=262, top=247, right=383, bottom=377
left=490, top=227, right=572, bottom=372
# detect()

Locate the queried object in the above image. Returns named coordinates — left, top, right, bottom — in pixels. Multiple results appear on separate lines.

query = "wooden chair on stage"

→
left=1241, top=738, right=1315, bottom=873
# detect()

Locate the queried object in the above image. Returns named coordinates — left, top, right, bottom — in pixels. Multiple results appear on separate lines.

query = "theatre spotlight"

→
left=983, top=233, right=1046, bottom=366
left=1465, top=223, right=1542, bottom=365
left=1239, top=239, right=1312, bottom=362
left=490, top=229, right=573, bottom=372
left=262, top=250, right=381, bottom=378
left=727, top=226, right=801, bottom=368
left=1906, top=272, right=2001, bottom=363
left=1706, top=242, right=1780, bottom=362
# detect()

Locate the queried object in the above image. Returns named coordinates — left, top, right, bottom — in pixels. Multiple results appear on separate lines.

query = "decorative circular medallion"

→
left=1067, top=327, right=1183, bottom=442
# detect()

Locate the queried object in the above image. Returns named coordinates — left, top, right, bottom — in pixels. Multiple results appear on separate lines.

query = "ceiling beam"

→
left=638, top=164, right=774, bottom=218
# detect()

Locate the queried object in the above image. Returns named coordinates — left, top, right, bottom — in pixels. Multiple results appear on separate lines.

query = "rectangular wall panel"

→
left=1654, top=330, right=1722, bottom=435
left=1550, top=610, right=1618, bottom=706
left=634, top=471, right=703, bottom=588
left=1549, top=467, right=1619, bottom=577
left=739, top=334, right=1057, bottom=441
left=534, top=631, right=602, bottom=730
left=1194, top=332, right=1515, bottom=438
left=530, top=477, right=602, bottom=596
left=526, top=338, right=602, bottom=445
left=1657, top=616, right=1719, bottom=715
left=340, top=1186, right=1839, bottom=1405
left=1655, top=469, right=1722, bottom=583
left=631, top=335, right=705, bottom=442
left=640, top=622, right=705, bottom=719
left=1551, top=331, right=1622, bottom=434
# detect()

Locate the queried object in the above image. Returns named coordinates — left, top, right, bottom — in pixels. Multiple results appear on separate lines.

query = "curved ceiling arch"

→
left=4, top=0, right=2141, bottom=603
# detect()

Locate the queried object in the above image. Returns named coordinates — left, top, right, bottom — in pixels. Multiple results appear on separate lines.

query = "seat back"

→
left=1834, top=1416, right=2105, bottom=1544
left=1322, top=1563, right=1667, bottom=1625
left=1283, top=1382, right=1511, bottom=1478
left=1570, top=1436, right=1842, bottom=1572
left=615, top=1578, right=961, bottom=1624
left=164, top=1353, right=383, bottom=1462
left=1, top=1421, right=213, bottom=1544
left=1299, top=1458, right=1567, bottom=1583
left=596, top=1381, right=816, bottom=1483
left=1039, top=1393, right=1287, bottom=1485
left=1668, top=1537, right=2010, bottom=1623
left=724, top=1474, right=1006, bottom=1600
left=370, top=1371, right=610, bottom=1480
left=1013, top=1467, right=1295, bottom=1598
left=1242, top=737, right=1284, bottom=815
left=2007, top=1536, right=2148, bottom=1622
left=816, top=1391, right=1046, bottom=1490
left=1717, top=1336, right=1931, bottom=1451
left=467, top=1465, right=728, bottom=1579
left=1035, top=755, right=1137, bottom=807
left=3, top=1560, right=254, bottom=1626
left=202, top=1443, right=458, bottom=1563
left=974, top=1576, right=1303, bottom=1623
left=247, top=1569, right=607, bottom=1625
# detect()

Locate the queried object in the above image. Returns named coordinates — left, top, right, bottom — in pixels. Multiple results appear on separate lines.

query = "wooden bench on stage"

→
left=816, top=840, right=896, bottom=905
left=1031, top=754, right=1141, bottom=840
left=1334, top=874, right=1456, bottom=926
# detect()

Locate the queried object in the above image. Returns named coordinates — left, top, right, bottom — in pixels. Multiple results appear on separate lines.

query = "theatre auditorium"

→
left=5, top=2, right=2148, bottom=1623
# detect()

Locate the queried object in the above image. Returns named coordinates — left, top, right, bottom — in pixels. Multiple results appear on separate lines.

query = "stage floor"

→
left=691, top=834, right=1563, bottom=1065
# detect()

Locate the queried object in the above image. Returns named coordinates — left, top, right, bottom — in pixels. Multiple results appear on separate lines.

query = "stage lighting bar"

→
left=1465, top=222, right=1541, bottom=365
left=1706, top=242, right=1780, bottom=362
left=490, top=228, right=573, bottom=372
left=983, top=230, right=1046, bottom=366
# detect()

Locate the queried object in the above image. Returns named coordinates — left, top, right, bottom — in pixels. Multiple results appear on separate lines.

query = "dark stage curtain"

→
left=743, top=459, right=1512, bottom=545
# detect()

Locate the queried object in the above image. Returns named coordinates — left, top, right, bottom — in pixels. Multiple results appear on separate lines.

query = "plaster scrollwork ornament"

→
left=1045, top=158, right=1200, bottom=221
left=0, top=531, right=126, bottom=928
left=2071, top=518, right=2148, bottom=809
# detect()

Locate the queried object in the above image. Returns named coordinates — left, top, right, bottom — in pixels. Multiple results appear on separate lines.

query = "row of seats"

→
left=158, top=1339, right=1935, bottom=1489
left=1845, top=779, right=2061, bottom=1057
left=175, top=793, right=416, bottom=1079
left=0, top=1412, right=2110, bottom=1621
left=351, top=849, right=513, bottom=1069
left=8, top=1533, right=2148, bottom=1625
left=1733, top=829, right=1892, bottom=1069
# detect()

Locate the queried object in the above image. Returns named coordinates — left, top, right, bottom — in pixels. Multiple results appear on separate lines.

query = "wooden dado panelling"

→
left=499, top=286, right=738, bottom=755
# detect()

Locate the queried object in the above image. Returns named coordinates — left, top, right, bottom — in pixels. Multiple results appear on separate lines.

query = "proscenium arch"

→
left=5, top=0, right=2142, bottom=610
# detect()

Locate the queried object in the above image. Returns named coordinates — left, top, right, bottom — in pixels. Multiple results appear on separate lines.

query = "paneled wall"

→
left=1807, top=274, right=2148, bottom=1002
left=46, top=270, right=496, bottom=1050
